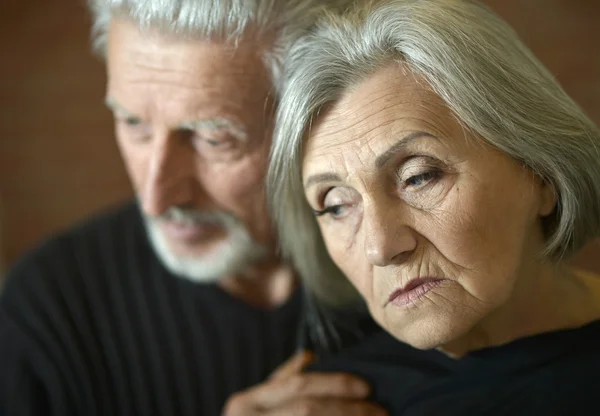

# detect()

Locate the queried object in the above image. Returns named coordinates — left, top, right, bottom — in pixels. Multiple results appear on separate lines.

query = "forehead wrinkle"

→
left=327, top=88, right=412, bottom=138
left=110, top=44, right=268, bottom=99
left=122, top=64, right=261, bottom=86
left=117, top=71, right=265, bottom=99
left=306, top=66, right=470, bottom=176
left=115, top=44, right=264, bottom=78
left=354, top=137, right=380, bottom=171
left=110, top=75, right=266, bottom=129
left=110, top=24, right=263, bottom=77
left=309, top=100, right=412, bottom=162
left=302, top=150, right=350, bottom=188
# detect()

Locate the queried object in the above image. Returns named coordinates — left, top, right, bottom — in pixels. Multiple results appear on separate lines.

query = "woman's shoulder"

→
left=308, top=321, right=600, bottom=415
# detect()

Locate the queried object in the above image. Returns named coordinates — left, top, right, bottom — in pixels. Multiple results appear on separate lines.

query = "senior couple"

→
left=1, top=0, right=600, bottom=415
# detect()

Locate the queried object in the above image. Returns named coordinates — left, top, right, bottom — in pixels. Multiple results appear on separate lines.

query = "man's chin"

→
left=164, top=236, right=227, bottom=258
left=144, top=218, right=268, bottom=283
left=158, top=220, right=226, bottom=245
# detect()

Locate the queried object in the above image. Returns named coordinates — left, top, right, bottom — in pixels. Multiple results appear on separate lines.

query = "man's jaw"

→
left=142, top=210, right=269, bottom=283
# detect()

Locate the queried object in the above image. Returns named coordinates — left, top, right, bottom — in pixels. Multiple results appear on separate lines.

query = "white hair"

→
left=88, top=0, right=354, bottom=91
left=144, top=207, right=268, bottom=282
left=87, top=0, right=355, bottom=288
left=268, top=0, right=600, bottom=305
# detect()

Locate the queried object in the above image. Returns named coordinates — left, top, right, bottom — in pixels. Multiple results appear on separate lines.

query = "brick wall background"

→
left=0, top=0, right=599, bottom=275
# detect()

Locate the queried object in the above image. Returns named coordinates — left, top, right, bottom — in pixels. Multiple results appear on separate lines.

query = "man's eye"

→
left=191, top=135, right=240, bottom=161
left=206, top=138, right=224, bottom=147
left=197, top=137, right=233, bottom=149
left=125, top=117, right=141, bottom=126
left=116, top=116, right=143, bottom=127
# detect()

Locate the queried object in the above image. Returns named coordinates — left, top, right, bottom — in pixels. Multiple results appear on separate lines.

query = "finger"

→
left=250, top=372, right=371, bottom=409
left=269, top=350, right=315, bottom=381
left=222, top=391, right=260, bottom=416
left=265, top=398, right=389, bottom=416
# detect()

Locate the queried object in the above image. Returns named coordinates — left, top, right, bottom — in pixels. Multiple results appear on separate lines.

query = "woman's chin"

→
left=387, top=330, right=446, bottom=350
left=380, top=313, right=477, bottom=351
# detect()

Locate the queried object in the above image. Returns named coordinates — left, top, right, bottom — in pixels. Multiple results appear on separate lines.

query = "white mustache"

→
left=154, top=207, right=231, bottom=227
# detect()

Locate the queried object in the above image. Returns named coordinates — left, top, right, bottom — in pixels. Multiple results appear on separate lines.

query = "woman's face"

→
left=302, top=65, right=556, bottom=349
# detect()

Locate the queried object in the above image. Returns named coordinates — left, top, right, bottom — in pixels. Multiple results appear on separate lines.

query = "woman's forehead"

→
left=303, top=68, right=461, bottom=163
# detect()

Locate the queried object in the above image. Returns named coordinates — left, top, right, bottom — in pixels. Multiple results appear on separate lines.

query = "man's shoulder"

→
left=1, top=201, right=149, bottom=308
left=8, top=200, right=142, bottom=267
left=63, top=200, right=142, bottom=241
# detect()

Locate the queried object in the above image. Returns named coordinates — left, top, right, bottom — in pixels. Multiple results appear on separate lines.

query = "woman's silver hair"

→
left=87, top=0, right=353, bottom=91
left=268, top=0, right=600, bottom=306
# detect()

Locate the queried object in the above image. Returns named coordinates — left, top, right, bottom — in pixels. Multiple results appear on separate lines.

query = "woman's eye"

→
left=310, top=186, right=358, bottom=219
left=313, top=190, right=348, bottom=218
left=405, top=170, right=440, bottom=188
left=313, top=204, right=346, bottom=218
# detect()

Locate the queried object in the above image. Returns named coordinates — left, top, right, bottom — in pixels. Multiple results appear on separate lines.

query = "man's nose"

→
left=140, top=132, right=196, bottom=217
left=363, top=197, right=417, bottom=267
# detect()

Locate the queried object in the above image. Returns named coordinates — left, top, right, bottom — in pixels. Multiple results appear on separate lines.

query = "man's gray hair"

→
left=88, top=0, right=353, bottom=90
left=268, top=0, right=600, bottom=306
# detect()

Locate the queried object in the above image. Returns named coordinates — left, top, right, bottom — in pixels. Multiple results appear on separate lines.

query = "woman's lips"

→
left=387, top=277, right=446, bottom=307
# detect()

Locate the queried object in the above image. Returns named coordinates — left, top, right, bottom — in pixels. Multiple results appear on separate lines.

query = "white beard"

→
left=143, top=208, right=269, bottom=283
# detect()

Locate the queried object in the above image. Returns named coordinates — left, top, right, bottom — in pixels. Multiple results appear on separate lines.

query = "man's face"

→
left=106, top=18, right=276, bottom=281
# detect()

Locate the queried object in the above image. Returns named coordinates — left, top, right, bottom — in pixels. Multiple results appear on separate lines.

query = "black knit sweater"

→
left=0, top=203, right=302, bottom=416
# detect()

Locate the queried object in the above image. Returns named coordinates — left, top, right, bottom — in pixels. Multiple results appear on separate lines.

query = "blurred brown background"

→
left=0, top=0, right=599, bottom=276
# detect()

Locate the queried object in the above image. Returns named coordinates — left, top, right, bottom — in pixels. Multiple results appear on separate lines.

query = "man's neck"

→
left=217, top=260, right=299, bottom=310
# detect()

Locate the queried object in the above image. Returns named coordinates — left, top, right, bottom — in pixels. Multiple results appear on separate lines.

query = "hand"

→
left=222, top=351, right=388, bottom=416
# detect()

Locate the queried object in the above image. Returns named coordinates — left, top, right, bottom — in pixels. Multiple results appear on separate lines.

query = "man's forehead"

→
left=108, top=18, right=265, bottom=66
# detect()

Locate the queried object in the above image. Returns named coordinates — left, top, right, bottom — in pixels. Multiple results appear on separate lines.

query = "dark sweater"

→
left=311, top=322, right=600, bottom=415
left=0, top=203, right=303, bottom=416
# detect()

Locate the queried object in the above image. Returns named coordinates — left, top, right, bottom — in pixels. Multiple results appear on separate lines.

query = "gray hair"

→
left=268, top=0, right=600, bottom=306
left=87, top=0, right=354, bottom=91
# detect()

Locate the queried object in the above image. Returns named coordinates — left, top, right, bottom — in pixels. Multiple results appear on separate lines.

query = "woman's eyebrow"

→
left=304, top=172, right=342, bottom=189
left=303, top=131, right=438, bottom=189
left=375, top=131, right=438, bottom=168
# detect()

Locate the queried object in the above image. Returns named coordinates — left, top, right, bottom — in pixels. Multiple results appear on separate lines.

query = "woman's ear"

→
left=539, top=179, right=557, bottom=217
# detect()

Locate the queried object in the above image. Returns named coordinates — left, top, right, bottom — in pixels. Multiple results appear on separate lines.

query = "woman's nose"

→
left=363, top=198, right=417, bottom=267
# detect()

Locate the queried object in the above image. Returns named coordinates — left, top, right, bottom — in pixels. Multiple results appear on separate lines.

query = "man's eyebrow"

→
left=180, top=118, right=248, bottom=141
left=304, top=172, right=343, bottom=189
left=375, top=131, right=438, bottom=168
left=104, top=97, right=134, bottom=117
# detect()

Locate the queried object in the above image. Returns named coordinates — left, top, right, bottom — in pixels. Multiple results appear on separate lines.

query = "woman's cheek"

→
left=323, top=229, right=370, bottom=294
left=320, top=217, right=355, bottom=259
left=322, top=229, right=348, bottom=265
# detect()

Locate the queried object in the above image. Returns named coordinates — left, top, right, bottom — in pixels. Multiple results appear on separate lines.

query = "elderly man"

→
left=0, top=1, right=385, bottom=415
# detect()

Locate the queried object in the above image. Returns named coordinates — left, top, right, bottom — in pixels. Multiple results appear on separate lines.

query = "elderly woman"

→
left=269, top=0, right=600, bottom=414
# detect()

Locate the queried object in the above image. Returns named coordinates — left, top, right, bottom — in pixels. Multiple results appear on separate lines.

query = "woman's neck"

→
left=439, top=264, right=600, bottom=358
